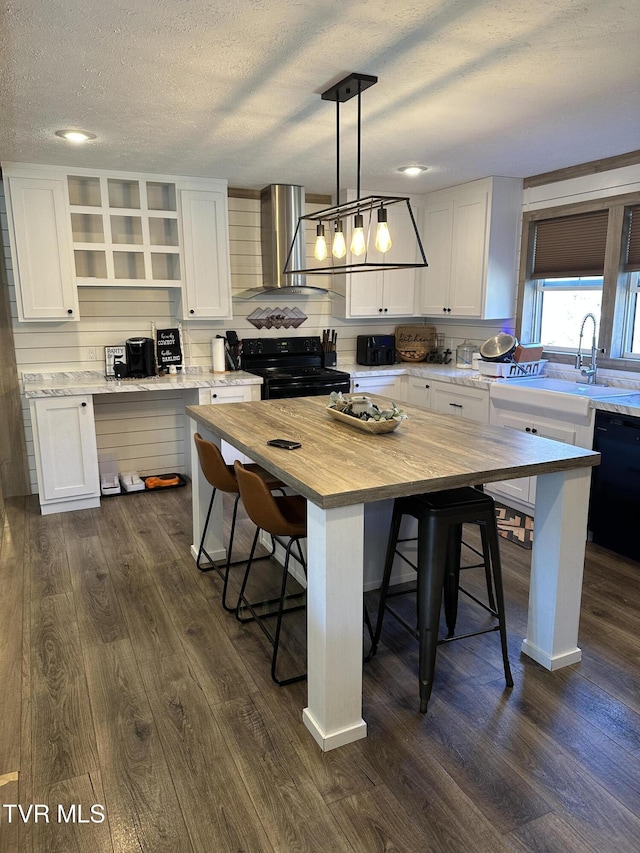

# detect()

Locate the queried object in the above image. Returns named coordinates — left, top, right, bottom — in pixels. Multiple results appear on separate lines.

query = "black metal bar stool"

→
left=193, top=433, right=284, bottom=611
left=369, top=487, right=513, bottom=713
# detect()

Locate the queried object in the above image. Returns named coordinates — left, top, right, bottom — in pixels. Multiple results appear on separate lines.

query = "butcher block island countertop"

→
left=186, top=395, right=599, bottom=509
left=186, top=395, right=599, bottom=752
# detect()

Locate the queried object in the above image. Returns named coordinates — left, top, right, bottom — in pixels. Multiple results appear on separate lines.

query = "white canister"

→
left=212, top=338, right=226, bottom=373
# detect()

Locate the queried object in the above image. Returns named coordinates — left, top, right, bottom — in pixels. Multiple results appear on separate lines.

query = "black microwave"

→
left=356, top=335, right=396, bottom=366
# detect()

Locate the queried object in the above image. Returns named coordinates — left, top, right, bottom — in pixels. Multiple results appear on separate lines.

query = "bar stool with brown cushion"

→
left=193, top=433, right=284, bottom=611
left=233, top=460, right=308, bottom=685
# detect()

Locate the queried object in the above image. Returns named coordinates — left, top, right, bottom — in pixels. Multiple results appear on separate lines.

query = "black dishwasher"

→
left=590, top=411, right=640, bottom=561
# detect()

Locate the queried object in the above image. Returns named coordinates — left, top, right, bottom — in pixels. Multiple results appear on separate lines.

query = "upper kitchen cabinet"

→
left=1, top=163, right=232, bottom=321
left=176, top=185, right=232, bottom=320
left=417, top=176, right=522, bottom=319
left=331, top=191, right=418, bottom=319
left=3, top=168, right=79, bottom=321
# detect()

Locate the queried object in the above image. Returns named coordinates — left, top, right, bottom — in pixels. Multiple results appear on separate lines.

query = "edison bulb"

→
left=375, top=210, right=392, bottom=252
left=332, top=222, right=347, bottom=259
left=350, top=214, right=366, bottom=256
left=375, top=221, right=392, bottom=252
left=375, top=207, right=392, bottom=253
left=314, top=223, right=328, bottom=261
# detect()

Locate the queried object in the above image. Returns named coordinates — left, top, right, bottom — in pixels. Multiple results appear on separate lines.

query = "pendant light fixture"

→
left=284, top=72, right=428, bottom=277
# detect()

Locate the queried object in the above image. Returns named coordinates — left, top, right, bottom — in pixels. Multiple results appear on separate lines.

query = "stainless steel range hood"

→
left=234, top=184, right=332, bottom=299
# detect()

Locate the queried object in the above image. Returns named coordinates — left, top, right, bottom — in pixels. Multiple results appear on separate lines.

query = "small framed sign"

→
left=155, top=326, right=183, bottom=372
left=105, top=345, right=126, bottom=378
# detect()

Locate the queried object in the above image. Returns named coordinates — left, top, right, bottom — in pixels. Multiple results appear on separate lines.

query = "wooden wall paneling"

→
left=0, top=184, right=29, bottom=497
left=524, top=150, right=640, bottom=189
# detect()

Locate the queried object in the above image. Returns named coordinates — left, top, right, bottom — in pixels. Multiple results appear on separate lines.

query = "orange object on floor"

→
left=145, top=475, right=181, bottom=489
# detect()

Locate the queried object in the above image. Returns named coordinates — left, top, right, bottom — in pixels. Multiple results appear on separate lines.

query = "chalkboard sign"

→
left=156, top=327, right=183, bottom=370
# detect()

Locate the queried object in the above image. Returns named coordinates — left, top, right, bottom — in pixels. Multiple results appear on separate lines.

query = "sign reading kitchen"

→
left=156, top=327, right=183, bottom=371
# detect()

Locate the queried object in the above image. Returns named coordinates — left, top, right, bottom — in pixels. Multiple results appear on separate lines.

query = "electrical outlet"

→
left=87, top=346, right=96, bottom=361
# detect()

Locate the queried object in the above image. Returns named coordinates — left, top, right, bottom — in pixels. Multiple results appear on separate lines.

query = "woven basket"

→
left=395, top=325, right=437, bottom=362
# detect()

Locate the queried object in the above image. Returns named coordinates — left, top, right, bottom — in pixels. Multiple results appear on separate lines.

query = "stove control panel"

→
left=242, top=337, right=321, bottom=358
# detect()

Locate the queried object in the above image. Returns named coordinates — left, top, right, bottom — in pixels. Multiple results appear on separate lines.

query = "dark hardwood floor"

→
left=1, top=485, right=640, bottom=852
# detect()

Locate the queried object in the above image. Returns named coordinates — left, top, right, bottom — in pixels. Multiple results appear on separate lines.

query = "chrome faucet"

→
left=575, top=312, right=598, bottom=384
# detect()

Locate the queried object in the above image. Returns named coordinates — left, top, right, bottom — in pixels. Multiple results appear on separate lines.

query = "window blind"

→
left=531, top=210, right=609, bottom=279
left=625, top=206, right=640, bottom=271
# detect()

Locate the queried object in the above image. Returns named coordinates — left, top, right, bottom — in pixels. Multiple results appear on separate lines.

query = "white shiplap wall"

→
left=1, top=186, right=509, bottom=495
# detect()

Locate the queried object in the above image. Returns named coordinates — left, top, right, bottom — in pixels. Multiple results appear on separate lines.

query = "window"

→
left=518, top=193, right=640, bottom=371
left=536, top=277, right=603, bottom=350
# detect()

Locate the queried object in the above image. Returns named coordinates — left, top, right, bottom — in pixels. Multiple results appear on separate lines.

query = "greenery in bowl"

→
left=328, top=391, right=408, bottom=423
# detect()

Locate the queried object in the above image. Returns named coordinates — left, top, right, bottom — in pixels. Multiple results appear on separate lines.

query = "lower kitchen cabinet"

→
left=405, top=375, right=432, bottom=408
left=30, top=396, right=100, bottom=513
left=429, top=379, right=489, bottom=423
left=487, top=407, right=589, bottom=511
left=350, top=375, right=400, bottom=398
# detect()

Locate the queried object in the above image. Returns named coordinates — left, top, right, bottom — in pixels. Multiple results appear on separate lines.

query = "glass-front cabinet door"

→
left=68, top=175, right=181, bottom=286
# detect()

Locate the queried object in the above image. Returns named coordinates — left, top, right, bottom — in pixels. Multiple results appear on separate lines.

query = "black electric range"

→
left=241, top=336, right=351, bottom=400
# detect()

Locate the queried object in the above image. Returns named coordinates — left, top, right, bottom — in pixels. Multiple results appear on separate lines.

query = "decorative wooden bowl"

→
left=326, top=407, right=402, bottom=434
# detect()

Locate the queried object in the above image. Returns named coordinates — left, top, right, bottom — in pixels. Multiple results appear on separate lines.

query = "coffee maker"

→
left=126, top=337, right=155, bottom=378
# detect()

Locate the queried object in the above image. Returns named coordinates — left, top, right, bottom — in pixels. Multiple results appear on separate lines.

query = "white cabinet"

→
left=197, top=384, right=260, bottom=463
left=4, top=170, right=79, bottom=321
left=418, top=176, right=522, bottom=319
left=332, top=192, right=418, bottom=319
left=405, top=375, right=432, bottom=409
left=176, top=185, right=232, bottom=320
left=429, top=380, right=490, bottom=423
left=350, top=375, right=399, bottom=397
left=487, top=407, right=588, bottom=511
left=30, top=396, right=100, bottom=513
left=2, top=163, right=232, bottom=321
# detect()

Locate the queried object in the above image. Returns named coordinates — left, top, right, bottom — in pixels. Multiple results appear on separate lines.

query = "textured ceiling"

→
left=1, top=0, right=639, bottom=193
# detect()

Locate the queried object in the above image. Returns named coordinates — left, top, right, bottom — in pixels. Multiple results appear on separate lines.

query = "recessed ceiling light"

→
left=397, top=165, right=429, bottom=176
left=55, top=129, right=97, bottom=143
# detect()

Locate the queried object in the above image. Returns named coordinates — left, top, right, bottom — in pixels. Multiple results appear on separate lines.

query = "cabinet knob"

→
left=425, top=384, right=430, bottom=389
left=525, top=426, right=531, bottom=432
left=531, top=428, right=538, bottom=434
left=378, top=308, right=383, bottom=313
left=212, top=393, right=218, bottom=399
left=81, top=402, right=87, bottom=407
left=190, top=309, right=195, bottom=315
left=447, top=307, right=452, bottom=313
left=67, top=309, right=73, bottom=315
left=383, top=308, right=388, bottom=313
left=354, top=383, right=360, bottom=388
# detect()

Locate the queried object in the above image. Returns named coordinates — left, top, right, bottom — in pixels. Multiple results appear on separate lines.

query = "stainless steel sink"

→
left=489, top=376, right=636, bottom=420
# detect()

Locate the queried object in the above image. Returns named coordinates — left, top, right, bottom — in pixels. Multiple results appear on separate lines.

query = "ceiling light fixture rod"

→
left=356, top=78, right=362, bottom=202
left=336, top=97, right=340, bottom=207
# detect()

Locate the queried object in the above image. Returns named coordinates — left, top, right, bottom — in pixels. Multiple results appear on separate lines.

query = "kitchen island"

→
left=187, top=395, right=599, bottom=752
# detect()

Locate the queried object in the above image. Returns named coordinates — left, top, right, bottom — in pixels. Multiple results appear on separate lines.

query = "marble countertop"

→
left=23, top=369, right=262, bottom=398
left=21, top=363, right=640, bottom=418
